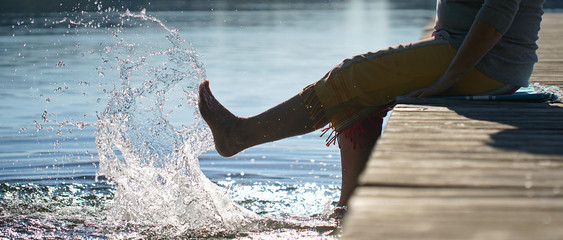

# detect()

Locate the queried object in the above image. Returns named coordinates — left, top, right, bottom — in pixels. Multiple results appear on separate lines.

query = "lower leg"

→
left=199, top=81, right=328, bottom=157
left=335, top=112, right=386, bottom=208
left=336, top=134, right=374, bottom=208
left=329, top=132, right=375, bottom=219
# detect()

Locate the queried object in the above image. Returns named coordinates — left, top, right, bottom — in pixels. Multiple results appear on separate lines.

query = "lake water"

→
left=0, top=1, right=434, bottom=238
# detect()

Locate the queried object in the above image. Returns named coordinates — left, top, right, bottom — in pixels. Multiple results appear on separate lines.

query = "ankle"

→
left=217, top=116, right=261, bottom=157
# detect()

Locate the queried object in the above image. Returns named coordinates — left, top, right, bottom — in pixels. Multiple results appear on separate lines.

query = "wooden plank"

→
left=534, top=13, right=563, bottom=88
left=342, top=13, right=563, bottom=240
left=362, top=168, right=563, bottom=189
left=361, top=99, right=563, bottom=188
left=344, top=188, right=563, bottom=240
left=371, top=150, right=563, bottom=161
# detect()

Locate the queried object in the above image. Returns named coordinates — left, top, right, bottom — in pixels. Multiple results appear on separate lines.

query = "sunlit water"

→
left=1, top=1, right=435, bottom=238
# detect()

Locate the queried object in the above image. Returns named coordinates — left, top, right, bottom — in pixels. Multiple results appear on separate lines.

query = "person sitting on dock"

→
left=198, top=0, right=545, bottom=218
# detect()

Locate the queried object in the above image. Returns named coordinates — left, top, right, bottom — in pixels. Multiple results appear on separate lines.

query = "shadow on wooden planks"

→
left=395, top=96, right=563, bottom=156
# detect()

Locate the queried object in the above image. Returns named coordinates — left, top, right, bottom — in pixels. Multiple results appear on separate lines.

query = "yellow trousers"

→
left=309, top=37, right=515, bottom=133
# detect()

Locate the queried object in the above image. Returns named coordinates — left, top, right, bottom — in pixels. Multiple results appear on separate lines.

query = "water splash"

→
left=4, top=6, right=341, bottom=238
left=91, top=9, right=260, bottom=237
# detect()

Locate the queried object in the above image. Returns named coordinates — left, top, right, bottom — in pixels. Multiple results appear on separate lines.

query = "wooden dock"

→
left=341, top=13, right=563, bottom=240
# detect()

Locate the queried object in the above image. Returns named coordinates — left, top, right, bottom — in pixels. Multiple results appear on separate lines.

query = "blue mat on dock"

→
left=434, top=86, right=560, bottom=102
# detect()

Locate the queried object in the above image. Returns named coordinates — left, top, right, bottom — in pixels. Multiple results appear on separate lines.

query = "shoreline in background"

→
left=0, top=0, right=435, bottom=14
left=2, top=0, right=562, bottom=15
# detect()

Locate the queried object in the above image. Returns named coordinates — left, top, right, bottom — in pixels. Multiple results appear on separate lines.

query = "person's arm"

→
left=408, top=18, right=503, bottom=97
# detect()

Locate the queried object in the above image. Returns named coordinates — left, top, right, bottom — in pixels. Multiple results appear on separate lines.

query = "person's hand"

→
left=407, top=72, right=459, bottom=98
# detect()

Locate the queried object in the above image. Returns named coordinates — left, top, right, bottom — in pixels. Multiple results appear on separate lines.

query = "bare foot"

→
left=329, top=206, right=348, bottom=219
left=198, top=81, right=245, bottom=157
